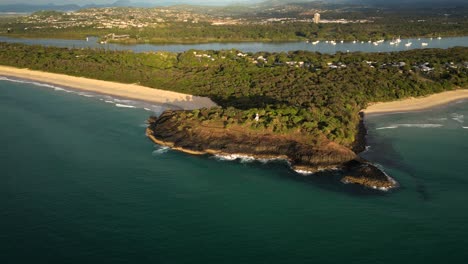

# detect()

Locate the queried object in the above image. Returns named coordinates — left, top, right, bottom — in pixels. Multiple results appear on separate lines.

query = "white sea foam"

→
left=294, top=169, right=315, bottom=175
left=451, top=113, right=464, bottom=123
left=429, top=117, right=448, bottom=121
left=78, top=92, right=94, bottom=98
left=1, top=76, right=70, bottom=92
left=376, top=126, right=398, bottom=130
left=294, top=167, right=339, bottom=175
left=1, top=76, right=166, bottom=113
left=214, top=154, right=255, bottom=162
left=152, top=146, right=170, bottom=155
left=213, top=154, right=288, bottom=164
left=376, top=124, right=443, bottom=130
left=115, top=103, right=136, bottom=108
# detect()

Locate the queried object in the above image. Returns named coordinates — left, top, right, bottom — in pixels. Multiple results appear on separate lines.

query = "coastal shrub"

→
left=0, top=42, right=466, bottom=146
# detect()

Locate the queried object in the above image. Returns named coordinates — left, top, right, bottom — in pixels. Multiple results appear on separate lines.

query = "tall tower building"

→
left=313, top=13, right=320, bottom=24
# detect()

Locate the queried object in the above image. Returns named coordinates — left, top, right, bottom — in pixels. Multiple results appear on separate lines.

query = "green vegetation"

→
left=0, top=42, right=467, bottom=146
left=0, top=5, right=467, bottom=43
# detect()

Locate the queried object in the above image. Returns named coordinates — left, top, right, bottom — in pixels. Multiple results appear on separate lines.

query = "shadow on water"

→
left=152, top=143, right=397, bottom=197
left=205, top=156, right=397, bottom=198
left=362, top=124, right=430, bottom=201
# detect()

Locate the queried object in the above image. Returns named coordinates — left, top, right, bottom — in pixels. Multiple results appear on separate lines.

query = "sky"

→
left=0, top=0, right=261, bottom=5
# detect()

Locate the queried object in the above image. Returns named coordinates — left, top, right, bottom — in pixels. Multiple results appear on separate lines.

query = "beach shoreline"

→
left=0, top=65, right=217, bottom=110
left=362, top=89, right=468, bottom=115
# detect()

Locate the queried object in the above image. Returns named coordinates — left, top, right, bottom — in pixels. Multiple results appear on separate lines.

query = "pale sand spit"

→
left=363, top=89, right=468, bottom=115
left=0, top=65, right=217, bottom=110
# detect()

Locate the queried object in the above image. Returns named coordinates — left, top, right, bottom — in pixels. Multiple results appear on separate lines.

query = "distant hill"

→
left=0, top=1, right=156, bottom=13
left=0, top=4, right=80, bottom=13
left=345, top=0, right=468, bottom=7
left=257, top=0, right=468, bottom=7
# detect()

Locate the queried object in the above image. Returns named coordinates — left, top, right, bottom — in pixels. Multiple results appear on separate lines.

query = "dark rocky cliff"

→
left=147, top=110, right=397, bottom=190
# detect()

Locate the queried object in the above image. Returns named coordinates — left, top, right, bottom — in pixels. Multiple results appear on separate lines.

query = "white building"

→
left=313, top=13, right=320, bottom=24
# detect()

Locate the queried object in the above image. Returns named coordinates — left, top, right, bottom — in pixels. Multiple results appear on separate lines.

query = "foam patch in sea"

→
left=451, top=113, right=464, bottom=123
left=376, top=123, right=443, bottom=130
left=115, top=103, right=136, bottom=108
left=293, top=169, right=315, bottom=175
left=213, top=154, right=289, bottom=165
left=213, top=154, right=256, bottom=163
left=152, top=146, right=170, bottom=155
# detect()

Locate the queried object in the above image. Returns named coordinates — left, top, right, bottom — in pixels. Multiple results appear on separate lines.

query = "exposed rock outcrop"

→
left=147, top=110, right=398, bottom=190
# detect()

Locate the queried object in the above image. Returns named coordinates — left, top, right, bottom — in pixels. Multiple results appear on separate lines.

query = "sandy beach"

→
left=0, top=65, right=217, bottom=110
left=363, top=89, right=468, bottom=115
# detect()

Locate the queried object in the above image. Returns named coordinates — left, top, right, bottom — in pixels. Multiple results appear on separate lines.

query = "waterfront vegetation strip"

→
left=2, top=20, right=468, bottom=44
left=0, top=41, right=466, bottom=147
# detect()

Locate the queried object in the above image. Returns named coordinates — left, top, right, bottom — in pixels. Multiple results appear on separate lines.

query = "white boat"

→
left=421, top=42, right=428, bottom=46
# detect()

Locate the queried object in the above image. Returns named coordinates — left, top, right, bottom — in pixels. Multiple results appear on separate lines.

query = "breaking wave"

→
left=429, top=117, right=448, bottom=121
left=213, top=154, right=288, bottom=164
left=0, top=76, right=72, bottom=92
left=115, top=103, right=136, bottom=108
left=78, top=92, right=94, bottom=97
left=152, top=146, right=170, bottom=155
left=294, top=169, right=315, bottom=175
left=1, top=76, right=165, bottom=114
left=214, top=154, right=256, bottom=163
left=451, top=113, right=464, bottom=123
left=376, top=124, right=443, bottom=130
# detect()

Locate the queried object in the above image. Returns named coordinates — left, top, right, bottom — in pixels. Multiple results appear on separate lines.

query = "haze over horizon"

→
left=0, top=0, right=466, bottom=7
left=0, top=0, right=261, bottom=6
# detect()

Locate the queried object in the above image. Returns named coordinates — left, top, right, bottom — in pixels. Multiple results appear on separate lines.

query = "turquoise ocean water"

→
left=1, top=79, right=468, bottom=263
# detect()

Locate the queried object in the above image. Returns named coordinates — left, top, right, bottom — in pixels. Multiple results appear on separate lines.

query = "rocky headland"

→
left=146, top=110, right=398, bottom=191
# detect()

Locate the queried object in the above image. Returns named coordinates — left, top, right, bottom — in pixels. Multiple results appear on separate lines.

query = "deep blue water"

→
left=1, top=79, right=468, bottom=263
left=0, top=36, right=467, bottom=53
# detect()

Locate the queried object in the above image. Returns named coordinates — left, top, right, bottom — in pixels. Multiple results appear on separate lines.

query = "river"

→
left=0, top=35, right=467, bottom=53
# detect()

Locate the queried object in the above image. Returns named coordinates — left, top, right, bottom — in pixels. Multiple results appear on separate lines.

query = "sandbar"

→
left=0, top=65, right=217, bottom=110
left=363, top=89, right=468, bottom=115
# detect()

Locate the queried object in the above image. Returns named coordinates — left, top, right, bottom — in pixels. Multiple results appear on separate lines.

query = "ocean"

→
left=1, top=79, right=468, bottom=263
